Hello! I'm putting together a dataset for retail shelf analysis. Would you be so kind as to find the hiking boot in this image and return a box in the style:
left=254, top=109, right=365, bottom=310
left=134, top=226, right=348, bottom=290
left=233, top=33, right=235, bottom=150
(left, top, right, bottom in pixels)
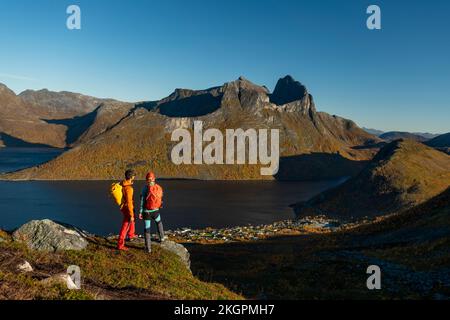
left=158, top=236, right=168, bottom=242
left=144, top=230, right=152, bottom=253
left=127, top=235, right=139, bottom=242
left=157, top=221, right=166, bottom=242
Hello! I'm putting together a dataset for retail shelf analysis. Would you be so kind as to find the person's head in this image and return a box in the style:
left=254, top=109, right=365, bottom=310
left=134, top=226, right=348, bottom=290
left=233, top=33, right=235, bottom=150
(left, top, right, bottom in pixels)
left=125, top=169, right=136, bottom=183
left=146, top=171, right=156, bottom=185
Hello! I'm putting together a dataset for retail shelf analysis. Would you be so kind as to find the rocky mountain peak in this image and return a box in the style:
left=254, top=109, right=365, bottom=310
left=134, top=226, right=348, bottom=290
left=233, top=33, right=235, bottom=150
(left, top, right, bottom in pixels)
left=270, top=75, right=308, bottom=106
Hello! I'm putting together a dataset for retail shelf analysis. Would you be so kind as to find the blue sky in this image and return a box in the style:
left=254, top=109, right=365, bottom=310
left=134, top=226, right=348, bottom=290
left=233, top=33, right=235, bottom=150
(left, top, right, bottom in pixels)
left=0, top=0, right=449, bottom=133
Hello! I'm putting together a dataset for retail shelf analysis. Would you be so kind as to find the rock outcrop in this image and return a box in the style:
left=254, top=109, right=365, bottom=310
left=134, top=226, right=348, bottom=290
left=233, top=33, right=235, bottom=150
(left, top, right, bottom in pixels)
left=159, top=240, right=191, bottom=270
left=270, top=75, right=311, bottom=109
left=12, top=219, right=89, bottom=252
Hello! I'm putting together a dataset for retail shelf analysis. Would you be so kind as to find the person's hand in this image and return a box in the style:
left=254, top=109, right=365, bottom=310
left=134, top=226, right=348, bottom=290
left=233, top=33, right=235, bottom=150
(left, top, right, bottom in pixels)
left=139, top=214, right=143, bottom=220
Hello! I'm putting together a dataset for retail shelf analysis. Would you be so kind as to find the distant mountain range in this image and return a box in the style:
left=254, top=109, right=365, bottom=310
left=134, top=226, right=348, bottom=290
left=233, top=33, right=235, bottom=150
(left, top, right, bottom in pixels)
left=363, top=127, right=441, bottom=141
left=292, top=139, right=450, bottom=220
left=426, top=132, right=450, bottom=148
left=0, top=75, right=381, bottom=180
left=0, top=83, right=134, bottom=148
left=426, top=132, right=450, bottom=155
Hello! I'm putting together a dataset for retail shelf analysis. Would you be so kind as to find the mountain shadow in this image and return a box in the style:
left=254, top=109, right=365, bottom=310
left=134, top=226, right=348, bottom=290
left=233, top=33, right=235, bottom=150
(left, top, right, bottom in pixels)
left=134, top=101, right=158, bottom=112
left=275, top=153, right=369, bottom=181
left=157, top=93, right=222, bottom=117
left=45, top=106, right=100, bottom=145
left=351, top=141, right=387, bottom=150
left=426, top=132, right=450, bottom=148
left=0, top=133, right=57, bottom=148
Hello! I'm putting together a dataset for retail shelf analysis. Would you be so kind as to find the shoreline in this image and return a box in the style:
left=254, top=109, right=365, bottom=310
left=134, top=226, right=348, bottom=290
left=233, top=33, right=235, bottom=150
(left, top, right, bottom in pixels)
left=133, top=216, right=368, bottom=244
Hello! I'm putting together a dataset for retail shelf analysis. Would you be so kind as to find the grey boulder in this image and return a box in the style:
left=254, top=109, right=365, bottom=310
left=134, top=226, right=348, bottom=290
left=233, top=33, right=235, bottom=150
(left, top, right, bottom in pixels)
left=12, top=219, right=88, bottom=252
left=158, top=240, right=191, bottom=270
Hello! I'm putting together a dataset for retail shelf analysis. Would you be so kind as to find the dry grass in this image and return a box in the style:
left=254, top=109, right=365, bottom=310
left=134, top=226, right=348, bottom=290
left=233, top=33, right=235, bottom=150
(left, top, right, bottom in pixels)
left=295, top=139, right=450, bottom=219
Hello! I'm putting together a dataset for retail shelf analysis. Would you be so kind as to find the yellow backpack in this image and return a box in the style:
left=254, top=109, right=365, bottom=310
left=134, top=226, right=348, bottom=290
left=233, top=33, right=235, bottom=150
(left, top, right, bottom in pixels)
left=110, top=182, right=123, bottom=208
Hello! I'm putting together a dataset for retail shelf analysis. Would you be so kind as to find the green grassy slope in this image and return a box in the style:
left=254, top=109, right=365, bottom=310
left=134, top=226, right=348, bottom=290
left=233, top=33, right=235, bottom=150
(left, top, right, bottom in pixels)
left=0, top=235, right=242, bottom=300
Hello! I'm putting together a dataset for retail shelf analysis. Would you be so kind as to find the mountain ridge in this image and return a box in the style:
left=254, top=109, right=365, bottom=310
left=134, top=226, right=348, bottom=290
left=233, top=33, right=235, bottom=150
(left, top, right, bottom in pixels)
left=1, top=75, right=381, bottom=180
left=292, top=139, right=450, bottom=220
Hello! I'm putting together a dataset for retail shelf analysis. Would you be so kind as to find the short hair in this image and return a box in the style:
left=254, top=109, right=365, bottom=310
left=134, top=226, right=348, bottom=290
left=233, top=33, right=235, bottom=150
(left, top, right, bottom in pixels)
left=125, top=169, right=136, bottom=180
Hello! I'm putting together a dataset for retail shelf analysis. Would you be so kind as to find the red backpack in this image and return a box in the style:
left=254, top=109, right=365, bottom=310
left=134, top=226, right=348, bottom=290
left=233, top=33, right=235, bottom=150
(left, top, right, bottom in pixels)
left=145, top=184, right=163, bottom=210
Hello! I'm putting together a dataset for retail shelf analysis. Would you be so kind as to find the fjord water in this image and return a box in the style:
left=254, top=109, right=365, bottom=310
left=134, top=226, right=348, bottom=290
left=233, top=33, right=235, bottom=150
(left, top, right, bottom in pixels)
left=0, top=147, right=64, bottom=174
left=0, top=148, right=344, bottom=235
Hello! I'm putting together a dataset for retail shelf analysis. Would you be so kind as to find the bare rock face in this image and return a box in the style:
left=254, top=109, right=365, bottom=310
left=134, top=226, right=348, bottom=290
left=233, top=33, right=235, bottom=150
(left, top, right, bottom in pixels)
left=270, top=75, right=307, bottom=104
left=12, top=219, right=88, bottom=252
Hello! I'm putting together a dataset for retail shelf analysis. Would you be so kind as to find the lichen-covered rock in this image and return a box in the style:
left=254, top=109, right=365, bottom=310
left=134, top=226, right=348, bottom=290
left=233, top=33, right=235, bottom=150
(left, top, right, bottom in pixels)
left=12, top=219, right=88, bottom=252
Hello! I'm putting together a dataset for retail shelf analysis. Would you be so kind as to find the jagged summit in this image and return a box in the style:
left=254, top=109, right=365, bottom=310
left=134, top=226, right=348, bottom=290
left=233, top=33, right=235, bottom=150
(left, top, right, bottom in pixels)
left=270, top=75, right=308, bottom=105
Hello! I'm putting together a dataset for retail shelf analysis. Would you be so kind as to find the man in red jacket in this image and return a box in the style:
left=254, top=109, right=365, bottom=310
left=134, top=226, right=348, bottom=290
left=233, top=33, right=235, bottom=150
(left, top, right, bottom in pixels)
left=117, top=169, right=138, bottom=251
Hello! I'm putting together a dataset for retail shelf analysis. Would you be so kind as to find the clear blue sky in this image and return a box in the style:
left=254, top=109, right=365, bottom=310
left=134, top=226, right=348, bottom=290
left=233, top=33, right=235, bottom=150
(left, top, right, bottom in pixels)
left=0, top=0, right=449, bottom=133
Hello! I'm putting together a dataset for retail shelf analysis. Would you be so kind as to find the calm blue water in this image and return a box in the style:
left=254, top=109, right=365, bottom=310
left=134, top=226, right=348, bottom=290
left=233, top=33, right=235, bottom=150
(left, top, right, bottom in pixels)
left=0, top=148, right=344, bottom=235
left=0, top=147, right=63, bottom=174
